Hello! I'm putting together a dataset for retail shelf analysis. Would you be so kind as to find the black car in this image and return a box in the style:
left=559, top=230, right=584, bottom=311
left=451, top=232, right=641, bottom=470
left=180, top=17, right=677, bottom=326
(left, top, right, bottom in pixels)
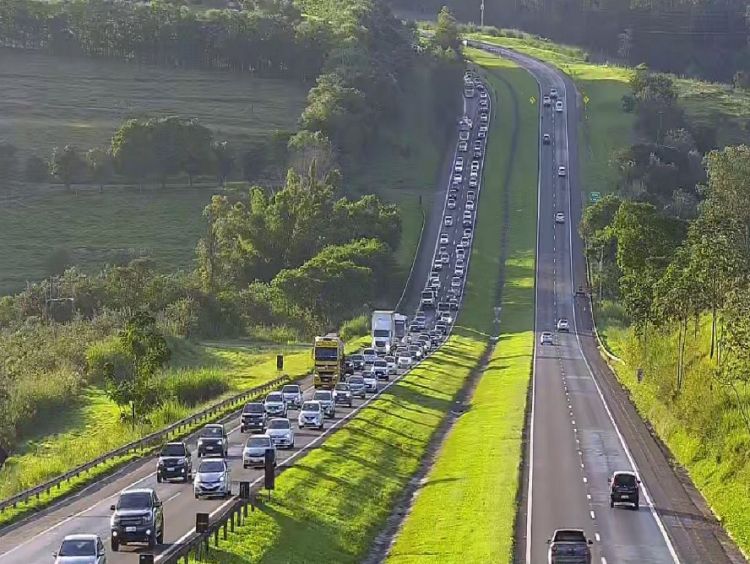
left=609, top=471, right=640, bottom=509
left=156, top=441, right=192, bottom=483
left=240, top=402, right=267, bottom=434
left=110, top=488, right=164, bottom=551
left=197, top=424, right=228, bottom=457
left=333, top=383, right=354, bottom=407
left=349, top=354, right=365, bottom=371
left=344, top=359, right=355, bottom=376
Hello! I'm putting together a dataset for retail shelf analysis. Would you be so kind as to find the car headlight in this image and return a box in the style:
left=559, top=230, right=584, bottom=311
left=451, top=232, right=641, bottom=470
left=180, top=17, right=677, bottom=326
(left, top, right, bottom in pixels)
left=158, top=459, right=164, bottom=467
left=198, top=438, right=204, bottom=445
left=219, top=475, right=225, bottom=482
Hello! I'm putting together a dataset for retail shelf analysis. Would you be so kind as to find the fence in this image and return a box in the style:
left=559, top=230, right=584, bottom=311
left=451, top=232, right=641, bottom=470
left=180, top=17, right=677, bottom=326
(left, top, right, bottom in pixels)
left=0, top=374, right=290, bottom=516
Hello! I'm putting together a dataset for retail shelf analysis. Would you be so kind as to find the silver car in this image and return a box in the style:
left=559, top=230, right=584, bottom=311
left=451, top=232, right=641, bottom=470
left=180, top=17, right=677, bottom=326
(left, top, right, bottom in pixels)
left=363, top=372, right=378, bottom=393
left=242, top=435, right=276, bottom=468
left=264, top=392, right=287, bottom=417
left=281, top=384, right=303, bottom=409
left=298, top=401, right=325, bottom=430
left=54, top=534, right=106, bottom=564
left=194, top=458, right=231, bottom=498
left=347, top=375, right=366, bottom=398
left=313, top=390, right=336, bottom=418
left=266, top=418, right=295, bottom=449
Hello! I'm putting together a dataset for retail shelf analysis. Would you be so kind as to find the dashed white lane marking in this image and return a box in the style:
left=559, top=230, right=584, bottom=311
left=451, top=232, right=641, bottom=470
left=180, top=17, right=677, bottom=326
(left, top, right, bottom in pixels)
left=583, top=477, right=588, bottom=483
left=587, top=494, right=592, bottom=500
left=595, top=532, right=601, bottom=542
left=602, top=557, right=608, bottom=564
left=590, top=510, right=596, bottom=520
left=571, top=420, right=576, bottom=425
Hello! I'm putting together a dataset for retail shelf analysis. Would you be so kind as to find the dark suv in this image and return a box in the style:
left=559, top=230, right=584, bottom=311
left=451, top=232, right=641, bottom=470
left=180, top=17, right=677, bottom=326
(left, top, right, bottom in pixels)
left=110, top=488, right=164, bottom=551
left=547, top=529, right=592, bottom=563
left=157, top=441, right=192, bottom=483
left=240, top=402, right=267, bottom=433
left=197, top=424, right=228, bottom=457
left=609, top=470, right=640, bottom=509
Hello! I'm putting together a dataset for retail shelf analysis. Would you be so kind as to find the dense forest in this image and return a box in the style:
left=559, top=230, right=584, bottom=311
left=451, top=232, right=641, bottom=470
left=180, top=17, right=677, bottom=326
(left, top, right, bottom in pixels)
left=394, top=0, right=750, bottom=82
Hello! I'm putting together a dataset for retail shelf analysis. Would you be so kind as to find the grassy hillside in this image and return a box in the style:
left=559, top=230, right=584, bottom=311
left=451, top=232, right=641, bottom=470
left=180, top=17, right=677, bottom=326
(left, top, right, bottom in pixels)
left=387, top=50, right=537, bottom=563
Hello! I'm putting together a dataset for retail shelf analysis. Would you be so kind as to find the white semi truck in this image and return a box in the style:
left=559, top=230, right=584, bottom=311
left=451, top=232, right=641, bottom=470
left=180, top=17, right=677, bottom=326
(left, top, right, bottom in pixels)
left=371, top=310, right=396, bottom=354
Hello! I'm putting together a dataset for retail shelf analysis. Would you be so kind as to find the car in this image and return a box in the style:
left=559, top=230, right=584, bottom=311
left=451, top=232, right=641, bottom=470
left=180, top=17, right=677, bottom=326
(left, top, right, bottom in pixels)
left=454, top=158, right=463, bottom=173
left=194, top=457, right=232, bottom=498
left=266, top=417, right=295, bottom=449
left=469, top=177, right=478, bottom=188
left=197, top=424, right=228, bottom=457
left=371, top=359, right=390, bottom=380
left=454, top=264, right=465, bottom=277
left=461, top=236, right=471, bottom=248
left=408, top=322, right=421, bottom=334
left=453, top=173, right=463, bottom=184
left=543, top=95, right=551, bottom=107
left=558, top=165, right=567, bottom=177
left=363, top=371, right=378, bottom=392
left=444, top=215, right=453, bottom=227
left=264, top=392, right=287, bottom=417
left=384, top=355, right=397, bottom=375
left=362, top=347, right=378, bottom=366
left=408, top=344, right=424, bottom=361
left=467, top=190, right=476, bottom=201
left=242, top=435, right=276, bottom=469
left=435, top=322, right=448, bottom=335
left=555, top=100, right=564, bottom=112
left=479, top=125, right=488, bottom=135
left=439, top=232, right=449, bottom=245
left=480, top=113, right=488, bottom=123
left=240, top=402, right=267, bottom=434
left=478, top=130, right=486, bottom=139
left=480, top=98, right=488, bottom=107
left=109, top=488, right=164, bottom=551
left=432, top=260, right=443, bottom=272
left=463, top=210, right=473, bottom=221
left=157, top=441, right=192, bottom=483
left=440, top=312, right=454, bottom=324
left=298, top=401, right=325, bottom=430
left=448, top=296, right=459, bottom=310
left=417, top=334, right=432, bottom=352
left=557, top=318, right=570, bottom=332
left=333, top=382, right=354, bottom=407
left=54, top=534, right=106, bottom=564
left=455, top=257, right=466, bottom=271
left=609, top=470, right=640, bottom=509
left=543, top=133, right=551, bottom=145
left=473, top=149, right=483, bottom=159
left=347, top=375, right=367, bottom=398
left=459, top=130, right=470, bottom=141
left=428, top=330, right=442, bottom=346
left=349, top=354, right=365, bottom=372
left=313, top=390, right=336, bottom=418
left=281, top=384, right=303, bottom=408
left=343, top=358, right=354, bottom=375
left=458, top=140, right=468, bottom=152
left=480, top=90, right=488, bottom=99
left=555, top=212, right=566, bottom=224
left=414, top=313, right=427, bottom=328
left=547, top=529, right=592, bottom=564
left=540, top=331, right=554, bottom=345
left=437, top=301, right=450, bottom=313
left=397, top=352, right=412, bottom=369
left=451, top=276, right=462, bottom=289
left=463, top=227, right=473, bottom=238
left=441, top=252, right=450, bottom=264
left=447, top=198, right=456, bottom=210
left=473, top=139, right=482, bottom=150
left=549, top=88, right=558, bottom=99
left=429, top=276, right=441, bottom=290
left=464, top=87, right=475, bottom=98
left=456, top=247, right=466, bottom=260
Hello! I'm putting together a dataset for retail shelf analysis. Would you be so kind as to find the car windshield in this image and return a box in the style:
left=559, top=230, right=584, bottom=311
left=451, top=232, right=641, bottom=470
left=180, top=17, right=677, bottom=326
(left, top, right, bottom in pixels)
left=201, top=426, right=223, bottom=436
left=614, top=473, right=637, bottom=487
left=373, top=329, right=389, bottom=338
left=314, top=392, right=331, bottom=400
left=350, top=355, right=363, bottom=361
left=117, top=492, right=151, bottom=510
left=246, top=437, right=271, bottom=448
left=243, top=404, right=264, bottom=413
left=282, top=385, right=300, bottom=394
left=199, top=460, right=226, bottom=473
left=160, top=443, right=185, bottom=456
left=555, top=530, right=586, bottom=542
left=302, top=402, right=320, bottom=411
left=363, top=349, right=375, bottom=356
left=374, top=360, right=387, bottom=367
left=335, top=384, right=349, bottom=391
left=266, top=393, right=283, bottom=402
left=268, top=419, right=289, bottom=430
left=349, top=377, right=364, bottom=384
left=421, top=291, right=433, bottom=298
left=58, top=539, right=96, bottom=556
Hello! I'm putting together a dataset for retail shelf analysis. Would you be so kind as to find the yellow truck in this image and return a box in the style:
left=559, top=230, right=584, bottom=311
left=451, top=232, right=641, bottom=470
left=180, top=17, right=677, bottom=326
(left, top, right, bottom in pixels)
left=313, top=334, right=344, bottom=389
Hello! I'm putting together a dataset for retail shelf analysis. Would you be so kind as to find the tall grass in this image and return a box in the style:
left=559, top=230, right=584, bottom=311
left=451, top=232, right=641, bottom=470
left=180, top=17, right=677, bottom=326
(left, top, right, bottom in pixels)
left=163, top=369, right=230, bottom=407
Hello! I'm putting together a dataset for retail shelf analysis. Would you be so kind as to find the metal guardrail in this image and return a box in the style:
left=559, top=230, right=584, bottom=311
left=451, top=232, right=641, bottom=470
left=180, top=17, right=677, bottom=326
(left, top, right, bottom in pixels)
left=0, top=374, right=290, bottom=516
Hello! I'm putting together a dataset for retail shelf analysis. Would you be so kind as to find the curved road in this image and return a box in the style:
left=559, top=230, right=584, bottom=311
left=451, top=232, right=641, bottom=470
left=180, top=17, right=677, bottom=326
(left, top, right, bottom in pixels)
left=0, top=80, right=490, bottom=563
left=469, top=40, right=744, bottom=564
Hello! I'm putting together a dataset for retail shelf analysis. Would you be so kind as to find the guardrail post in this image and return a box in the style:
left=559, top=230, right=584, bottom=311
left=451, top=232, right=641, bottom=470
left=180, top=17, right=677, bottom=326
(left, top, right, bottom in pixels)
left=203, top=535, right=209, bottom=553
left=223, top=521, right=228, bottom=540
left=214, top=529, right=219, bottom=546
left=230, top=509, right=235, bottom=532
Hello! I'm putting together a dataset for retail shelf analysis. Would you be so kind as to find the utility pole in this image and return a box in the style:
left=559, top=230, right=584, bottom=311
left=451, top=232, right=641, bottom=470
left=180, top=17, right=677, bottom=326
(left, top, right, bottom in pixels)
left=480, top=0, right=485, bottom=27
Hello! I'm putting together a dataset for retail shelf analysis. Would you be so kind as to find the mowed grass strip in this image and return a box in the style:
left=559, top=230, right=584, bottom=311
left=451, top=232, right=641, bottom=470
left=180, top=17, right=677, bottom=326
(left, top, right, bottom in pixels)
left=387, top=53, right=538, bottom=563
left=195, top=334, right=485, bottom=563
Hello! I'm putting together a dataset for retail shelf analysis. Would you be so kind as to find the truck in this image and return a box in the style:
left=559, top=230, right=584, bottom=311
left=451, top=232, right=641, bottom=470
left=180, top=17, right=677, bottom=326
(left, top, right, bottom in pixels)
left=394, top=313, right=407, bottom=345
left=371, top=310, right=396, bottom=355
left=313, top=334, right=344, bottom=389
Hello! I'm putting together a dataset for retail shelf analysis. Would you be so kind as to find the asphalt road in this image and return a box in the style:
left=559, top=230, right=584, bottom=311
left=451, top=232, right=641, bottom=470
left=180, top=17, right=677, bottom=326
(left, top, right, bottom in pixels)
left=0, top=79, right=490, bottom=564
left=469, top=41, right=744, bottom=564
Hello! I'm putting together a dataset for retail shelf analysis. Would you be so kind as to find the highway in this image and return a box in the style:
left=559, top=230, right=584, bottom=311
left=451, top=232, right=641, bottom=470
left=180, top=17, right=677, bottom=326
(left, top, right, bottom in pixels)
left=469, top=41, right=743, bottom=564
left=0, top=77, right=489, bottom=563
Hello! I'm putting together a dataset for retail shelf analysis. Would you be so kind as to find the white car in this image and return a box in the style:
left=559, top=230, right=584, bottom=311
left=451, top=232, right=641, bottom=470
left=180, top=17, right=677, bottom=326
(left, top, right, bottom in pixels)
left=362, top=348, right=378, bottom=366
left=195, top=457, right=232, bottom=497
left=439, top=232, right=449, bottom=245
left=447, top=198, right=456, bottom=210
left=384, top=355, right=397, bottom=375
left=459, top=130, right=470, bottom=141
left=444, top=215, right=453, bottom=227
left=429, top=276, right=441, bottom=290
left=263, top=392, right=287, bottom=417
left=466, top=200, right=475, bottom=211
left=463, top=210, right=473, bottom=221
left=441, top=252, right=450, bottom=264
left=456, top=247, right=466, bottom=260
left=440, top=312, right=454, bottom=324
left=555, top=100, right=564, bottom=112
left=266, top=418, right=295, bottom=449
left=469, top=177, right=478, bottom=188
left=458, top=140, right=468, bottom=152
left=540, top=331, right=554, bottom=345
left=558, top=166, right=567, bottom=177
left=557, top=318, right=570, bottom=332
left=461, top=236, right=471, bottom=248
left=298, top=401, right=325, bottom=430
left=397, top=353, right=412, bottom=369
left=453, top=173, right=462, bottom=184
left=467, top=190, right=476, bottom=201
left=555, top=212, right=566, bottom=224
left=363, top=372, right=378, bottom=393
left=463, top=228, right=473, bottom=239
left=479, top=125, right=488, bottom=135
left=454, top=157, right=464, bottom=173
left=543, top=95, right=551, bottom=107
left=54, top=534, right=106, bottom=564
left=241, top=436, right=276, bottom=469
left=480, top=113, right=488, bottom=123
left=451, top=276, right=462, bottom=289
left=455, top=258, right=466, bottom=271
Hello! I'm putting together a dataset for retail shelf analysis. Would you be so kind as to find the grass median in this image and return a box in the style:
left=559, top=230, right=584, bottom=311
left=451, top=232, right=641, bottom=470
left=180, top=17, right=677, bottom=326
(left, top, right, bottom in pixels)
left=387, top=52, right=538, bottom=563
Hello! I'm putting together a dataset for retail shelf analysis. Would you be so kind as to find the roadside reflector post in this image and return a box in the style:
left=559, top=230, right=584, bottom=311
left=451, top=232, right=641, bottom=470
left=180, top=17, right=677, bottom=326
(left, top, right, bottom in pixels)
left=196, top=512, right=209, bottom=533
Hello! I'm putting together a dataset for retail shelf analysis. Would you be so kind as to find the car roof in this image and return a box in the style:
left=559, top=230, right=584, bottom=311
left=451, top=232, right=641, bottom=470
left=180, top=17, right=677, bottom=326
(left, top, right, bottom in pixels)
left=121, top=488, right=154, bottom=495
left=62, top=533, right=100, bottom=541
left=613, top=470, right=637, bottom=476
left=205, top=423, right=223, bottom=427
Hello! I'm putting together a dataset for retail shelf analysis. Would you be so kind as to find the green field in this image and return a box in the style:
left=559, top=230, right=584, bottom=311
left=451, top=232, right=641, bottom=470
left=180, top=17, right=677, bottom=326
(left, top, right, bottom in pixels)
left=388, top=51, right=538, bottom=563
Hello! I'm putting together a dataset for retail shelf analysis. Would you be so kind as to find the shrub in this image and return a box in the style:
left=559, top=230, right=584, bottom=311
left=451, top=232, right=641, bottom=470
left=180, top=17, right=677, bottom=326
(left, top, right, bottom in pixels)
left=340, top=314, right=369, bottom=341
left=85, top=337, right=132, bottom=386
left=163, top=369, right=229, bottom=407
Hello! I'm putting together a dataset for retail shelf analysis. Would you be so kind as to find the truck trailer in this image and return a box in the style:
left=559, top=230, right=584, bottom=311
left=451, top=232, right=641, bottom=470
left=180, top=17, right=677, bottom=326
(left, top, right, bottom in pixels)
left=371, top=310, right=396, bottom=355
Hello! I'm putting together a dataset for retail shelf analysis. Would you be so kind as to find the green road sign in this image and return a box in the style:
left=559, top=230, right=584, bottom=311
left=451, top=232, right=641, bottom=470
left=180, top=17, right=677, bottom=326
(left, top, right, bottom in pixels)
left=590, top=191, right=601, bottom=203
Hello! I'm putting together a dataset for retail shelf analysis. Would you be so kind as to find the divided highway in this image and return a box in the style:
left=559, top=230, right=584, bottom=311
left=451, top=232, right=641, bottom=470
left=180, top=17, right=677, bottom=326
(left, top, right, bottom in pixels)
left=470, top=41, right=742, bottom=564
left=0, top=78, right=490, bottom=563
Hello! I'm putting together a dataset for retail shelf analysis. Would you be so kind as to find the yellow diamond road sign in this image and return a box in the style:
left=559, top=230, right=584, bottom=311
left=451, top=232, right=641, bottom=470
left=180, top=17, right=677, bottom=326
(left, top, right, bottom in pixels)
left=530, top=96, right=536, bottom=104
left=583, top=95, right=590, bottom=104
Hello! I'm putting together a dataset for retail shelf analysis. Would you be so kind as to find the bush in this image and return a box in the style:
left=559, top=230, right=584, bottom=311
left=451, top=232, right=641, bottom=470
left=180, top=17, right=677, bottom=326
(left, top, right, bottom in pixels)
left=85, top=337, right=132, bottom=386
left=340, top=315, right=369, bottom=341
left=162, top=369, right=229, bottom=407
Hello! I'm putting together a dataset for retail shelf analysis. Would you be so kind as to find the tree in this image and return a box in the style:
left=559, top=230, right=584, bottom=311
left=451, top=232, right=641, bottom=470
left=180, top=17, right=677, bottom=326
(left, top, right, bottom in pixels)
left=85, top=148, right=114, bottom=192
left=287, top=130, right=337, bottom=179
left=705, top=145, right=750, bottom=251
left=50, top=145, right=85, bottom=191
left=212, top=141, right=234, bottom=187
left=104, top=312, right=170, bottom=425
left=112, top=120, right=156, bottom=189
left=433, top=6, right=459, bottom=52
